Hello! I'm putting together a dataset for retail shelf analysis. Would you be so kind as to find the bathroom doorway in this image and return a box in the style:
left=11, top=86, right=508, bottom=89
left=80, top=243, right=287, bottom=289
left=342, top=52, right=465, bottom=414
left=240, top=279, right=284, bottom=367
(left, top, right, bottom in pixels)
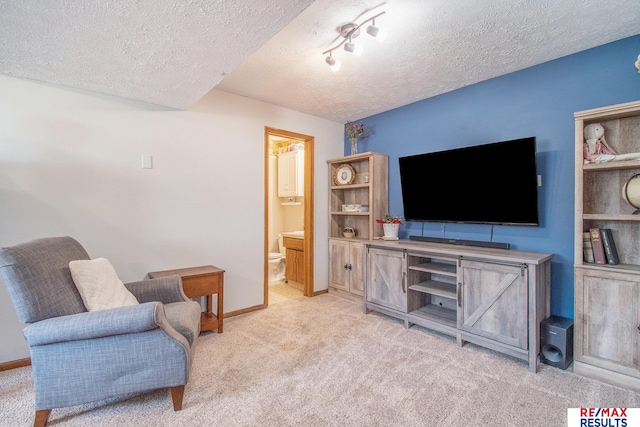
left=264, top=127, right=314, bottom=306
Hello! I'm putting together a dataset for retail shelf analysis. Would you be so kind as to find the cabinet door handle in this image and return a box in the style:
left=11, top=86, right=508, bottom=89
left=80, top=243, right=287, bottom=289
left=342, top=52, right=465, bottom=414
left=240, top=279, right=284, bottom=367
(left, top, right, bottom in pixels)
left=402, top=272, right=406, bottom=293
left=457, top=282, right=462, bottom=307
left=344, top=263, right=349, bottom=270
left=637, top=324, right=640, bottom=333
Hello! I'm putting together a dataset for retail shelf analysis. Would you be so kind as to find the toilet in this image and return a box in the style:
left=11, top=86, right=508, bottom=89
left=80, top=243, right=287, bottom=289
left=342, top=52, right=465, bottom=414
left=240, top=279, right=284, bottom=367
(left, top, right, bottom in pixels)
left=268, top=234, right=286, bottom=284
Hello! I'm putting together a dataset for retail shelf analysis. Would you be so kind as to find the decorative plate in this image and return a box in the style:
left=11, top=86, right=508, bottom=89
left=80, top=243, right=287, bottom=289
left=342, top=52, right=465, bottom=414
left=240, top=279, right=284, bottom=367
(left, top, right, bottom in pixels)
left=334, top=164, right=356, bottom=185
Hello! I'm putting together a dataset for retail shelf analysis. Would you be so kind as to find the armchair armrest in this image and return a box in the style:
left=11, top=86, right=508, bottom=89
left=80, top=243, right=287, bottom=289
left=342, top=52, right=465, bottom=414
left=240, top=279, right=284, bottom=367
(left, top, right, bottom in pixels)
left=23, top=302, right=162, bottom=346
left=125, top=276, right=188, bottom=304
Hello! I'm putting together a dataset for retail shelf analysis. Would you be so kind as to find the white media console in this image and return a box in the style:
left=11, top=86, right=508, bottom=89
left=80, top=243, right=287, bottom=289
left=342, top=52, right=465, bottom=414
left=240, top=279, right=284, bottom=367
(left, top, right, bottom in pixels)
left=364, top=239, right=552, bottom=372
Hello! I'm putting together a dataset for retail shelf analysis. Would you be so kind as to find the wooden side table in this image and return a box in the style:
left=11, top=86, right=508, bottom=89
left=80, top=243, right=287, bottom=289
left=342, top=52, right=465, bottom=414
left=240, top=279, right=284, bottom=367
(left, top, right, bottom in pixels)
left=148, top=265, right=224, bottom=333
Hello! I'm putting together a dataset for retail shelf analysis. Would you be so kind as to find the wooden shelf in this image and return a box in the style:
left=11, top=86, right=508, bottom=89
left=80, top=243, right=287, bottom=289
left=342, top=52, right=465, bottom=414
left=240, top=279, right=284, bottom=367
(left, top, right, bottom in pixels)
left=409, top=280, right=456, bottom=299
left=330, top=183, right=370, bottom=190
left=576, top=262, right=640, bottom=274
left=408, top=262, right=457, bottom=276
left=330, top=211, right=371, bottom=216
left=582, top=159, right=640, bottom=171
left=410, top=304, right=457, bottom=327
left=583, top=214, right=640, bottom=221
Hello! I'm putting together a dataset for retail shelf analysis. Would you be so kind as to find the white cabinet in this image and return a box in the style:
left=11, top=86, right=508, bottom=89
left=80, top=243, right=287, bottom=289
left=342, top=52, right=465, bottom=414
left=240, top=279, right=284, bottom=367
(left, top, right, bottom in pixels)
left=365, top=241, right=552, bottom=372
left=329, top=239, right=365, bottom=296
left=278, top=150, right=304, bottom=197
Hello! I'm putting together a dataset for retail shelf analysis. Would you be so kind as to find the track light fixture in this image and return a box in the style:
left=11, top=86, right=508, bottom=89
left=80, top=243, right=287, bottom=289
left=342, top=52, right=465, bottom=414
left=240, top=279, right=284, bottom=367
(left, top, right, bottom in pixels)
left=323, top=11, right=385, bottom=70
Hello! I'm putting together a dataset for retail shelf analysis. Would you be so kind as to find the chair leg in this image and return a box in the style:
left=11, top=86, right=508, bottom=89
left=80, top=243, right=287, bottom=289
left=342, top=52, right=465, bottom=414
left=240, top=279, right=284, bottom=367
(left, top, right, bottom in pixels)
left=170, top=385, right=185, bottom=411
left=34, top=409, right=50, bottom=427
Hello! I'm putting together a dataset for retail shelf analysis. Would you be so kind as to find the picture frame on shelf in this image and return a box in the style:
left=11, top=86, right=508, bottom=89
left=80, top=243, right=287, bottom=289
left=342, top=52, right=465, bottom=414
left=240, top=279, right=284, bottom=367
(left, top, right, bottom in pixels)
left=333, top=164, right=356, bottom=185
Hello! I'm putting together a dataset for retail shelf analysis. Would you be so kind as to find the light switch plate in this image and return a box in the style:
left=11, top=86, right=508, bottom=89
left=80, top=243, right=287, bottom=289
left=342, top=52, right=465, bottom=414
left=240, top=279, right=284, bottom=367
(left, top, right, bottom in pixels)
left=142, top=155, right=153, bottom=169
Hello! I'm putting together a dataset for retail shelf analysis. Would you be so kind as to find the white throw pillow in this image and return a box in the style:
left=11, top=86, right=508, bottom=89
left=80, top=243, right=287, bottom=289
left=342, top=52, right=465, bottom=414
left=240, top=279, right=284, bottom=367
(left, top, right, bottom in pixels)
left=69, top=257, right=138, bottom=311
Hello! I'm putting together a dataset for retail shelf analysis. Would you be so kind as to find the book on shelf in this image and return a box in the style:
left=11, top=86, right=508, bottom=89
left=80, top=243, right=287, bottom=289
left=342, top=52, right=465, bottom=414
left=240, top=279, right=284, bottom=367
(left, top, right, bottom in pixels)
left=600, top=228, right=620, bottom=265
left=583, top=231, right=595, bottom=263
left=589, top=228, right=606, bottom=265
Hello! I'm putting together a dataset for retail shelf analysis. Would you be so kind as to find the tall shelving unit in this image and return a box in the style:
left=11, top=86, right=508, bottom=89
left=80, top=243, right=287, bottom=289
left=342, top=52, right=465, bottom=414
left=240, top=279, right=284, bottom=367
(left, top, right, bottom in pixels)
left=327, top=152, right=388, bottom=299
left=574, top=100, right=640, bottom=389
left=328, top=152, right=388, bottom=240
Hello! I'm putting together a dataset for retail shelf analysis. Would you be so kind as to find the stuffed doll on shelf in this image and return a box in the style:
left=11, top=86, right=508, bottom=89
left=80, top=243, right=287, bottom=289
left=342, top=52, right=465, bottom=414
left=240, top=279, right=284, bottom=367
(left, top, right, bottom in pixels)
left=583, top=123, right=640, bottom=164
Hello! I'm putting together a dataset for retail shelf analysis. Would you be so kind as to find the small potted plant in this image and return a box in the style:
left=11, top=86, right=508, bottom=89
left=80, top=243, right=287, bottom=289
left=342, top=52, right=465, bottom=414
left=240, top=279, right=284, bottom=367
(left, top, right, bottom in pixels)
left=376, top=214, right=403, bottom=240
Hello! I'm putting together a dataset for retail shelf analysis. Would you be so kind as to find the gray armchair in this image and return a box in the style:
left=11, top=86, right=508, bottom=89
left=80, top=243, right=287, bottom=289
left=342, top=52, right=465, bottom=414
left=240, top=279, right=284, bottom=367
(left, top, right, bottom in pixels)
left=0, top=237, right=201, bottom=427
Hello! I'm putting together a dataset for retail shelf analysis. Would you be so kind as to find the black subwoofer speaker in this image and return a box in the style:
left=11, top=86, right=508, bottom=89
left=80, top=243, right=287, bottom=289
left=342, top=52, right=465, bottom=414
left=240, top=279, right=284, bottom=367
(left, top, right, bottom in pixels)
left=540, top=315, right=574, bottom=370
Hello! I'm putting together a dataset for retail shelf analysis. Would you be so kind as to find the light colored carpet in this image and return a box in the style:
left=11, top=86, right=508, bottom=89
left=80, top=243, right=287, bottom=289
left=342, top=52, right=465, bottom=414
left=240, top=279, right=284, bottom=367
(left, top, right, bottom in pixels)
left=1, top=293, right=639, bottom=426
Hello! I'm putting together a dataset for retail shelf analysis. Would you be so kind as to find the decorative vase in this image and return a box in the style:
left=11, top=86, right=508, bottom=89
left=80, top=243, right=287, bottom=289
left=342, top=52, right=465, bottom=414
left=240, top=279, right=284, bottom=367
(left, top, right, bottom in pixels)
left=350, top=137, right=358, bottom=155
left=383, top=223, right=399, bottom=240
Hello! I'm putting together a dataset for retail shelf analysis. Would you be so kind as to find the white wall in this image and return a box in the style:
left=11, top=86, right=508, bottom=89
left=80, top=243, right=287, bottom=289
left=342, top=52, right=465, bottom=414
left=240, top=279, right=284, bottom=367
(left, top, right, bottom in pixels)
left=0, top=75, right=344, bottom=362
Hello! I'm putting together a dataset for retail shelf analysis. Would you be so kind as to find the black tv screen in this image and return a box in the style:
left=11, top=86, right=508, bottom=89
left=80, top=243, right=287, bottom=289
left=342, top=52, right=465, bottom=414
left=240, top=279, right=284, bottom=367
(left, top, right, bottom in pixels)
left=399, top=137, right=539, bottom=226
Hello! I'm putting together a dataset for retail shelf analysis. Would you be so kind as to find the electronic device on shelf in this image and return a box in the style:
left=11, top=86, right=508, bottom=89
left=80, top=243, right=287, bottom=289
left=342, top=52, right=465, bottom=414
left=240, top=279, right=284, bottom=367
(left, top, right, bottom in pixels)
left=399, top=137, right=539, bottom=226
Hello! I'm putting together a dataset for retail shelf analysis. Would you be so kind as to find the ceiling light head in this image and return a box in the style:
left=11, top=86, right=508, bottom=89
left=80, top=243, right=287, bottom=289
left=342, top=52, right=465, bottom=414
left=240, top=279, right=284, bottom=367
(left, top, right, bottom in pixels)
left=325, top=54, right=341, bottom=71
left=366, top=24, right=379, bottom=37
left=366, top=19, right=387, bottom=41
left=344, top=40, right=363, bottom=56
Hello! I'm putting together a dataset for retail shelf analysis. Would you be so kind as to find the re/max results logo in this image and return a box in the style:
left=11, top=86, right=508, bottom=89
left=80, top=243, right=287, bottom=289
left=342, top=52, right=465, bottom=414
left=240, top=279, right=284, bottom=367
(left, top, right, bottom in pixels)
left=568, top=408, right=639, bottom=426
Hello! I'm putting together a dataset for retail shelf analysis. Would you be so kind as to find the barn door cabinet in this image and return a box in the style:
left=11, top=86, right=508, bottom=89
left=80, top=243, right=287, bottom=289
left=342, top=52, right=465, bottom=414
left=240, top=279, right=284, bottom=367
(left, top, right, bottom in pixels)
left=365, top=240, right=552, bottom=372
left=573, top=100, right=640, bottom=389
left=366, top=247, right=407, bottom=313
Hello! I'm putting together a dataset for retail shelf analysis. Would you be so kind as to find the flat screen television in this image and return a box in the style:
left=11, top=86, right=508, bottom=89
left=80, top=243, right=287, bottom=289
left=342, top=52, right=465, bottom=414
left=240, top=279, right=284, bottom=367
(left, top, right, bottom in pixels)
left=398, top=137, right=539, bottom=226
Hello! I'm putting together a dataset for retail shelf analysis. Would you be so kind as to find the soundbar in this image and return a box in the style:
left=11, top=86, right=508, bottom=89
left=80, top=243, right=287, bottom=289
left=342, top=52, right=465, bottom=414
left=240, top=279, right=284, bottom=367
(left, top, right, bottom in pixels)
left=409, top=235, right=510, bottom=250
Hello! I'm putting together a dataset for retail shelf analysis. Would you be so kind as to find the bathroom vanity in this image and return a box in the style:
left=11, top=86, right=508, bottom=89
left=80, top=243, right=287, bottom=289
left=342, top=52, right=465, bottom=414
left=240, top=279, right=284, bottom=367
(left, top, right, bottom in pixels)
left=282, top=231, right=304, bottom=285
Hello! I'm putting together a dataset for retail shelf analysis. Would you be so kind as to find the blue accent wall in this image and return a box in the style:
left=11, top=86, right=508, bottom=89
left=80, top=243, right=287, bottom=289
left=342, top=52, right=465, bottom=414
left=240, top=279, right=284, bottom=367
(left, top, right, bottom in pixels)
left=347, top=35, right=640, bottom=318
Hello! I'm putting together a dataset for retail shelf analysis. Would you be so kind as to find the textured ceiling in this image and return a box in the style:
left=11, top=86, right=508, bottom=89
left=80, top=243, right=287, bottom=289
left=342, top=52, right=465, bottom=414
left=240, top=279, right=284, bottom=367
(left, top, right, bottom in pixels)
left=1, top=0, right=639, bottom=123
left=0, top=0, right=314, bottom=109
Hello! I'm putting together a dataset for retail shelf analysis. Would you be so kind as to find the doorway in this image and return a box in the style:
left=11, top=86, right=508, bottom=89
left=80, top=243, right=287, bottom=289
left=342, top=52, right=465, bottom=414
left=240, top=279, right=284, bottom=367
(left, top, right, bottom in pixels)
left=264, top=127, right=314, bottom=306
